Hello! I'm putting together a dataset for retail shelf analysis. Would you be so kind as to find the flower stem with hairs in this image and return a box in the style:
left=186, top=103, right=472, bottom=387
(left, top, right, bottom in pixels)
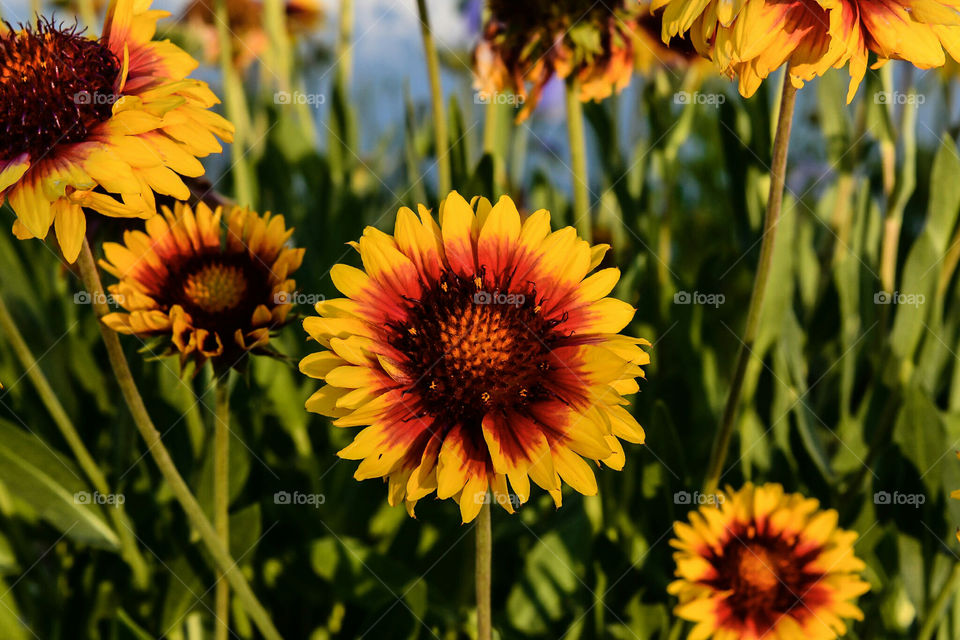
left=476, top=501, right=492, bottom=640
left=214, top=372, right=231, bottom=640
left=703, top=69, right=798, bottom=493
left=76, top=240, right=283, bottom=640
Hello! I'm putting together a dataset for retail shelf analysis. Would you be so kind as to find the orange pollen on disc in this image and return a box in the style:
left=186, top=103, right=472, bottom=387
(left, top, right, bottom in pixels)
left=391, top=271, right=570, bottom=429
left=438, top=302, right=516, bottom=380
left=737, top=547, right=780, bottom=593
left=182, top=262, right=248, bottom=313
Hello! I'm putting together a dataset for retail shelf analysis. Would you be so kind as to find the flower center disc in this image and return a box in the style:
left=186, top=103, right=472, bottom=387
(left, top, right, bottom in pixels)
left=392, top=272, right=565, bottom=428
left=0, top=20, right=120, bottom=162
left=736, top=546, right=780, bottom=594
left=182, top=262, right=249, bottom=314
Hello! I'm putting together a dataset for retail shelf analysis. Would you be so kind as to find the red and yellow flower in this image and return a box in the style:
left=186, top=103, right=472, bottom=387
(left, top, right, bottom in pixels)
left=0, top=0, right=234, bottom=262
left=299, top=191, right=650, bottom=522
left=99, top=201, right=303, bottom=371
left=474, top=0, right=643, bottom=121
left=653, top=0, right=960, bottom=100
left=670, top=483, right=871, bottom=640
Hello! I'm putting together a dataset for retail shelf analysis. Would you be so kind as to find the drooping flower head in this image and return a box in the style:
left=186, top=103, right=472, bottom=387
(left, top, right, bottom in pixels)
left=634, top=5, right=711, bottom=76
left=653, top=0, right=960, bottom=100
left=299, top=192, right=649, bottom=522
left=100, top=201, right=304, bottom=371
left=669, top=483, right=871, bottom=639
left=0, top=0, right=234, bottom=262
left=179, top=0, right=323, bottom=70
left=474, top=0, right=643, bottom=121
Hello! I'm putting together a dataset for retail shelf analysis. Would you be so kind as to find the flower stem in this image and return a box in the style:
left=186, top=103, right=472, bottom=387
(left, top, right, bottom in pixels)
left=76, top=240, right=283, bottom=640
left=0, top=295, right=150, bottom=589
left=476, top=501, right=492, bottom=640
left=416, top=0, right=451, bottom=197
left=215, top=0, right=256, bottom=208
left=565, top=76, right=591, bottom=242
left=918, top=560, right=960, bottom=640
left=703, top=71, right=798, bottom=494
left=214, top=373, right=231, bottom=640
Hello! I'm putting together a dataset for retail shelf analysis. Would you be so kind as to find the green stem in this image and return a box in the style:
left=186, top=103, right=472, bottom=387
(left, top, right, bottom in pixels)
left=703, top=71, right=798, bottom=494
left=214, top=373, right=231, bottom=640
left=416, top=0, right=451, bottom=197
left=565, top=77, right=591, bottom=242
left=880, top=75, right=918, bottom=295
left=215, top=0, right=256, bottom=208
left=918, top=561, right=960, bottom=640
left=76, top=240, right=283, bottom=640
left=475, top=501, right=492, bottom=640
left=0, top=295, right=150, bottom=589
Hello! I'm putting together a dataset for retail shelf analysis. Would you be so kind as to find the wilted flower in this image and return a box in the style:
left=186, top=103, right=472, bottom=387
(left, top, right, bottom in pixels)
left=474, top=0, right=643, bottom=120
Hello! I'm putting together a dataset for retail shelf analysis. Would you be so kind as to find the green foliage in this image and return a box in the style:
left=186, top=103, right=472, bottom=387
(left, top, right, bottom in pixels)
left=4, top=18, right=960, bottom=638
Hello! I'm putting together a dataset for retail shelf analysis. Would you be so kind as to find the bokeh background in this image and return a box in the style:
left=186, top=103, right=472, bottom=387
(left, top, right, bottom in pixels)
left=2, top=0, right=960, bottom=638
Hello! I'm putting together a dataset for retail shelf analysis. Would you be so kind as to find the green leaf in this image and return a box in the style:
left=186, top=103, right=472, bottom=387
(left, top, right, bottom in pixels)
left=506, top=531, right=580, bottom=633
left=0, top=420, right=118, bottom=549
left=0, top=577, right=30, bottom=640
left=890, top=138, right=960, bottom=361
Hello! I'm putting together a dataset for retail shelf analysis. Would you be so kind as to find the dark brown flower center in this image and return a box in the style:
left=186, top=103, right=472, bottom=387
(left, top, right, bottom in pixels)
left=147, top=252, right=274, bottom=338
left=0, top=20, right=120, bottom=163
left=391, top=271, right=568, bottom=429
left=705, top=526, right=826, bottom=630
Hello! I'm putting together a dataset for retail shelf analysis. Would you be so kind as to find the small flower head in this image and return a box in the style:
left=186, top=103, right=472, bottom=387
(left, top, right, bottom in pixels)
left=670, top=483, right=870, bottom=640
left=100, top=201, right=304, bottom=372
left=299, top=192, right=650, bottom=522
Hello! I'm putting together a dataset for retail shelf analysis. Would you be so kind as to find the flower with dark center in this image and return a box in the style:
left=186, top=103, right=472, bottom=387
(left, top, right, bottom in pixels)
left=473, top=0, right=643, bottom=121
left=299, top=191, right=650, bottom=522
left=653, top=0, right=960, bottom=100
left=99, top=201, right=304, bottom=372
left=669, top=483, right=871, bottom=639
left=0, top=0, right=234, bottom=262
